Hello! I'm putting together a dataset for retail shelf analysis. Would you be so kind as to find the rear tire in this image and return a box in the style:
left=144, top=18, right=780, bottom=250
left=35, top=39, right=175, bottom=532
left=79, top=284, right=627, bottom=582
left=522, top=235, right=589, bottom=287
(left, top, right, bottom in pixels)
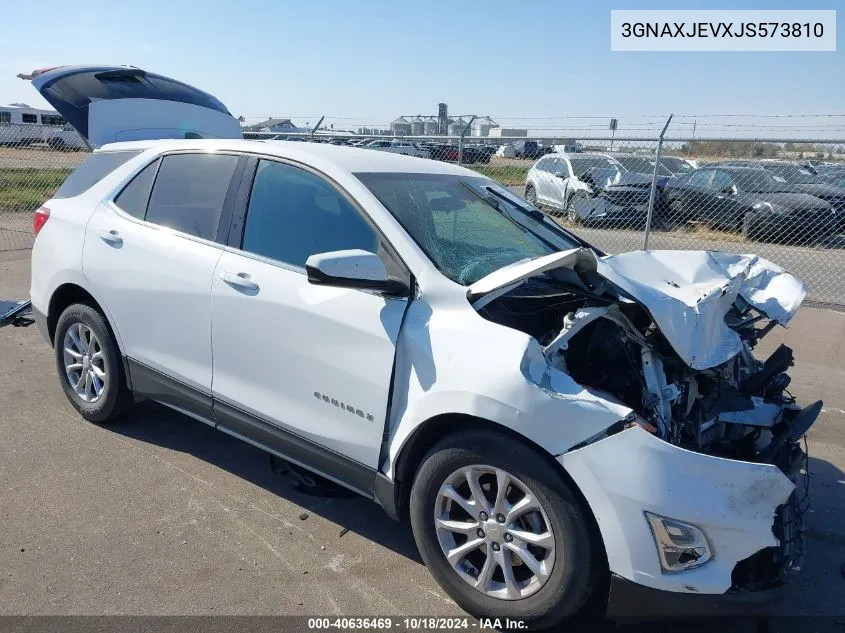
left=54, top=303, right=133, bottom=424
left=566, top=193, right=584, bottom=225
left=410, top=431, right=601, bottom=629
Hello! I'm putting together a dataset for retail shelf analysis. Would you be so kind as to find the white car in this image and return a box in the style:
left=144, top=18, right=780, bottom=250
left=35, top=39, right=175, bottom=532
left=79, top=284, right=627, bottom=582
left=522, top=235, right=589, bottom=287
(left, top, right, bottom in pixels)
left=48, top=123, right=88, bottom=150
left=364, top=138, right=429, bottom=158
left=524, top=153, right=628, bottom=216
left=27, top=66, right=816, bottom=625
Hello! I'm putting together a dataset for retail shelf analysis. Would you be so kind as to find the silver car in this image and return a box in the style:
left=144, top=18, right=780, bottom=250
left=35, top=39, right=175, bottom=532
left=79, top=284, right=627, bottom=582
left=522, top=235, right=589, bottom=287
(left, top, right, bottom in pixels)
left=524, top=153, right=626, bottom=217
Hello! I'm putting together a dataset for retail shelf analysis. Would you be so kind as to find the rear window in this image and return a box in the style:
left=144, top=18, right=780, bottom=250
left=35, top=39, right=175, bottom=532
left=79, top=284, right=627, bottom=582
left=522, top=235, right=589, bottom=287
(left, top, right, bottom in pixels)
left=53, top=150, right=140, bottom=199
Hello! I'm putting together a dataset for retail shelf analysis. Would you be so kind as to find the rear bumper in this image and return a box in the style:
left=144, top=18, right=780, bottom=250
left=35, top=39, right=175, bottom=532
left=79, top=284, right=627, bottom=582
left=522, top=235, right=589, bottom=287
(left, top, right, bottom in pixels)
left=606, top=574, right=784, bottom=619
left=33, top=306, right=50, bottom=345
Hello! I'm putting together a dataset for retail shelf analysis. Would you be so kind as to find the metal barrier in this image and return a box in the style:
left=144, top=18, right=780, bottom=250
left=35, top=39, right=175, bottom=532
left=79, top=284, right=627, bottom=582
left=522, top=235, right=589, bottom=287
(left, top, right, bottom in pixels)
left=1, top=126, right=844, bottom=305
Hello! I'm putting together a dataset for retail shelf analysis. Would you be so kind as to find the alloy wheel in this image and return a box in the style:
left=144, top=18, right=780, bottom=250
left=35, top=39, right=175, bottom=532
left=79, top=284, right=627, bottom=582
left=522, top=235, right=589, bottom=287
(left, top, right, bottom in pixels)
left=62, top=322, right=107, bottom=403
left=434, top=465, right=556, bottom=600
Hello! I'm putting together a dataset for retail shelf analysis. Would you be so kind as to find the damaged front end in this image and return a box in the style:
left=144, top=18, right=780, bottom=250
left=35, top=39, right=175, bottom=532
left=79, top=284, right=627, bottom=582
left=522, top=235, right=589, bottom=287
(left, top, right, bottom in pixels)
left=470, top=248, right=817, bottom=597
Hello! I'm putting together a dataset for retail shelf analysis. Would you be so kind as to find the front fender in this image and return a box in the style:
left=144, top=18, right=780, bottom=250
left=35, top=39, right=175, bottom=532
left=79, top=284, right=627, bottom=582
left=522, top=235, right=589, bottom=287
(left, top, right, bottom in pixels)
left=383, top=297, right=632, bottom=478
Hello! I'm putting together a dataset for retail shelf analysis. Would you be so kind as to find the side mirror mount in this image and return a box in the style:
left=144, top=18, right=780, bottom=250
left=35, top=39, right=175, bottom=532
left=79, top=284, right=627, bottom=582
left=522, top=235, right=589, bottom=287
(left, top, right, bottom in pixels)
left=721, top=184, right=738, bottom=196
left=305, top=249, right=408, bottom=295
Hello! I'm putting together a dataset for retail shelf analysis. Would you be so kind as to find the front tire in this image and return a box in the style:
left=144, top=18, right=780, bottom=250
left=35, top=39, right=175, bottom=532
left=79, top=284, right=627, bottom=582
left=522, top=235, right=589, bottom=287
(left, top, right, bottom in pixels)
left=524, top=185, right=537, bottom=206
left=410, top=431, right=600, bottom=629
left=54, top=303, right=133, bottom=423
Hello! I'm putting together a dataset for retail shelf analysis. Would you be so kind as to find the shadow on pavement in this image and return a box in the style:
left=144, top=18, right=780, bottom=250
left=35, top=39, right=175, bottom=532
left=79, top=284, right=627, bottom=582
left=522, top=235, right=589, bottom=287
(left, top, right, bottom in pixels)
left=107, top=401, right=845, bottom=633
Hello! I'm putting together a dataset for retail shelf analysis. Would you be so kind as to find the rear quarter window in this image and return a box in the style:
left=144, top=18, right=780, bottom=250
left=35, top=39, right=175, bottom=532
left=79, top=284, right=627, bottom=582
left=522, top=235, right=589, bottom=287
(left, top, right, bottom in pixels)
left=53, top=151, right=141, bottom=199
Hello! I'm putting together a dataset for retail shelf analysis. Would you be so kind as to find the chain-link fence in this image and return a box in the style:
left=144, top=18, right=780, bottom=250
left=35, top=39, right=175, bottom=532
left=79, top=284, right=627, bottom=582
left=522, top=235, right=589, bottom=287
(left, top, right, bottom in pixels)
left=0, top=123, right=86, bottom=251
left=1, top=125, right=844, bottom=305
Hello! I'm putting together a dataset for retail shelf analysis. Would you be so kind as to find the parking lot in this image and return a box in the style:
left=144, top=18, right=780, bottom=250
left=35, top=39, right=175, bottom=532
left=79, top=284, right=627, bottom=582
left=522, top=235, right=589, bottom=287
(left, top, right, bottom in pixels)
left=2, top=250, right=844, bottom=631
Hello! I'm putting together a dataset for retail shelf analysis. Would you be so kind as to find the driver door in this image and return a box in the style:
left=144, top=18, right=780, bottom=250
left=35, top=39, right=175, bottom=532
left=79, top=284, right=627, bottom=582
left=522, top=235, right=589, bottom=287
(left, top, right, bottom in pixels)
left=210, top=158, right=409, bottom=477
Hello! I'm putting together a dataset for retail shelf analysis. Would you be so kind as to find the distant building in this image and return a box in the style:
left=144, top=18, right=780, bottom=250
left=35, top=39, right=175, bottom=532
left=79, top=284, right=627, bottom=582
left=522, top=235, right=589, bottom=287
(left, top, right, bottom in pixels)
left=488, top=127, right=528, bottom=138
left=244, top=118, right=306, bottom=134
left=357, top=127, right=391, bottom=136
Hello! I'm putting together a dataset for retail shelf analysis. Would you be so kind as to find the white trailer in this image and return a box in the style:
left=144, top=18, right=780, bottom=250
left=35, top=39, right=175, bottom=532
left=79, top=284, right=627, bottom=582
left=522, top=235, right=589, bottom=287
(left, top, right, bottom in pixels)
left=0, top=103, right=67, bottom=146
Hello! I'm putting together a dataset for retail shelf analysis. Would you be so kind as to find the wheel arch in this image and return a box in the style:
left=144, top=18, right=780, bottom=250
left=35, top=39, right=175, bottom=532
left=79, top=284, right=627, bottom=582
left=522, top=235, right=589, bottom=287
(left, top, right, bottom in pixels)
left=390, top=414, right=605, bottom=541
left=47, top=284, right=127, bottom=375
left=388, top=412, right=611, bottom=608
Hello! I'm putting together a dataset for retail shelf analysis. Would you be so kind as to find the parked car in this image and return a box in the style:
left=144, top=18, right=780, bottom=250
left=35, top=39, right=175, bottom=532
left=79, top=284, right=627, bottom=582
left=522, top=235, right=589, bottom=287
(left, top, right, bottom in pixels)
left=612, top=154, right=674, bottom=177
left=495, top=143, right=516, bottom=158
left=663, top=165, right=836, bottom=241
left=47, top=123, right=88, bottom=150
left=661, top=156, right=697, bottom=174
left=429, top=143, right=460, bottom=162
left=524, top=153, right=661, bottom=226
left=513, top=140, right=551, bottom=160
left=24, top=64, right=817, bottom=627
left=817, top=166, right=845, bottom=189
left=365, top=139, right=429, bottom=158
left=750, top=161, right=845, bottom=220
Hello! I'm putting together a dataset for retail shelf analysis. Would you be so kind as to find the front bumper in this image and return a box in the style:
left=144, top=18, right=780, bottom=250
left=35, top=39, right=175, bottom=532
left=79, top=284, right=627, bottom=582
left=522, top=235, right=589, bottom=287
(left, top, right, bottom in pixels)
left=606, top=573, right=784, bottom=619
left=573, top=197, right=649, bottom=225
left=558, top=426, right=798, bottom=596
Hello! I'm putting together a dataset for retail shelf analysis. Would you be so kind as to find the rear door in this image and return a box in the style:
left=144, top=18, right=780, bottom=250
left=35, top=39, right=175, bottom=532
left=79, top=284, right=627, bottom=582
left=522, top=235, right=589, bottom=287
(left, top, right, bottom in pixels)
left=24, top=66, right=242, bottom=147
left=83, top=151, right=246, bottom=418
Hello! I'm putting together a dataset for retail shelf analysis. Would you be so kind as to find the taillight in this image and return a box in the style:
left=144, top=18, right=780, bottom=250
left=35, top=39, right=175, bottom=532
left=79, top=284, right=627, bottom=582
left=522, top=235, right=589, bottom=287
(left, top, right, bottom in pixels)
left=33, top=206, right=50, bottom=236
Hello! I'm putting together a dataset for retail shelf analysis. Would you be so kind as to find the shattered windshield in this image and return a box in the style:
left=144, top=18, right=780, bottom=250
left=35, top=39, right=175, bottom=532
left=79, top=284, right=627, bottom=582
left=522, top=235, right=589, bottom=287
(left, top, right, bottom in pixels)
left=356, top=172, right=575, bottom=285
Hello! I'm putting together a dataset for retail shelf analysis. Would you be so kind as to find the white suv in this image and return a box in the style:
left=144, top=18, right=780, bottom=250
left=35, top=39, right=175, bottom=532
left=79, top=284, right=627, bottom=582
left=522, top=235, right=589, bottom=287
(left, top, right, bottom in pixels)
left=27, top=66, right=816, bottom=625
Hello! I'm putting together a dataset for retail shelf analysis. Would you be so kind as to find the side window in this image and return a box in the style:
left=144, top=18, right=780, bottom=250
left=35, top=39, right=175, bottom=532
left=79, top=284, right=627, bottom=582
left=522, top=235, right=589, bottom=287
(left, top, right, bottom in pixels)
left=687, top=169, right=712, bottom=187
left=114, top=159, right=160, bottom=219
left=22, top=113, right=38, bottom=123
left=0, top=111, right=11, bottom=124
left=711, top=171, right=733, bottom=191
left=145, top=153, right=239, bottom=240
left=241, top=159, right=378, bottom=268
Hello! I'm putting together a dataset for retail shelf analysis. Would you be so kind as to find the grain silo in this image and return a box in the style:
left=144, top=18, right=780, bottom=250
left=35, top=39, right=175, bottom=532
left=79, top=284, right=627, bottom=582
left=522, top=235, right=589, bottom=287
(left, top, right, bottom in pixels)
left=423, top=116, right=439, bottom=135
left=448, top=117, right=467, bottom=136
left=409, top=115, right=425, bottom=136
left=390, top=116, right=411, bottom=136
left=472, top=117, right=498, bottom=137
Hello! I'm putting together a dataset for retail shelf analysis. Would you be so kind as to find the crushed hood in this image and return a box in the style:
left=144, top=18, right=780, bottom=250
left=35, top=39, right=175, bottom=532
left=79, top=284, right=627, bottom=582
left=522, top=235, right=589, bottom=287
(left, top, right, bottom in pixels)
left=468, top=249, right=806, bottom=370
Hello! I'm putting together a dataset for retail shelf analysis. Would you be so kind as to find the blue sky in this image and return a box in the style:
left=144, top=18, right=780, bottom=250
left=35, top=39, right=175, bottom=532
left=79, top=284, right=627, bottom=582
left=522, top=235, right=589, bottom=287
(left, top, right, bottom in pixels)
left=0, top=0, right=841, bottom=136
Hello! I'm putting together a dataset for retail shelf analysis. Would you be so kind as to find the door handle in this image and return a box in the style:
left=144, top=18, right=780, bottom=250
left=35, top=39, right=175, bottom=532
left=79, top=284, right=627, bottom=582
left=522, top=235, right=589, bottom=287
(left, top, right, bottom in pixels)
left=221, top=271, right=259, bottom=292
left=97, top=229, right=123, bottom=246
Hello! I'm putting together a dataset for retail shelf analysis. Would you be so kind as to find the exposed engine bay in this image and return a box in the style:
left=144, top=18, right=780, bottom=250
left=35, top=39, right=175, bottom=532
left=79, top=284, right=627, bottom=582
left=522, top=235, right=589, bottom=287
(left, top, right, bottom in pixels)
left=480, top=273, right=817, bottom=466
left=478, top=264, right=817, bottom=583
